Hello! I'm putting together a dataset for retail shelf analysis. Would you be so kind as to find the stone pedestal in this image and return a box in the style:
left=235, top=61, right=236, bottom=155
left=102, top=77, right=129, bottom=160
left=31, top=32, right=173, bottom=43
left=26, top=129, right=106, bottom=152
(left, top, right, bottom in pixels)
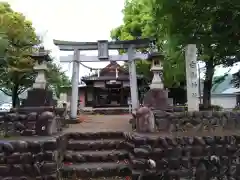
left=143, top=89, right=169, bottom=111
left=21, top=89, right=57, bottom=107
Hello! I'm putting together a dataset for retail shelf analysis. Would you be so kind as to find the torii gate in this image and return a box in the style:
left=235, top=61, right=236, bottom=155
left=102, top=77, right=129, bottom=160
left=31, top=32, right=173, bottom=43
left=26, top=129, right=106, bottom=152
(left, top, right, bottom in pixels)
left=53, top=39, right=151, bottom=119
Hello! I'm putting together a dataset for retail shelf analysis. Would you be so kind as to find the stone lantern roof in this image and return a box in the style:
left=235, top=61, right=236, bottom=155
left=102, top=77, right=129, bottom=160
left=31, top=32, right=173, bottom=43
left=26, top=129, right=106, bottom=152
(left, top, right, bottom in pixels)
left=30, top=46, right=52, bottom=62
left=147, top=52, right=164, bottom=61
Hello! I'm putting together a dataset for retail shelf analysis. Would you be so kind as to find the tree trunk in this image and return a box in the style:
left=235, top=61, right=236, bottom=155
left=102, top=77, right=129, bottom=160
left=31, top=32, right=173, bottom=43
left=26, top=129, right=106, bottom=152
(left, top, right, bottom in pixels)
left=12, top=84, right=19, bottom=108
left=203, top=59, right=214, bottom=109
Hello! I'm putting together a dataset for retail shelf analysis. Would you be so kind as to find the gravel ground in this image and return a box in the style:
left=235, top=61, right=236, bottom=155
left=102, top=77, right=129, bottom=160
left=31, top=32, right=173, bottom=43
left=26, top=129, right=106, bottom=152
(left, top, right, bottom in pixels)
left=64, top=115, right=132, bottom=133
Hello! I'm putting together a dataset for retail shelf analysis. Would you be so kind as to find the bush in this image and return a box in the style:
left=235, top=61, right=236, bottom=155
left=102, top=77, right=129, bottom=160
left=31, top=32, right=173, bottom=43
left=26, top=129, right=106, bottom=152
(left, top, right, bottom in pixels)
left=233, top=105, right=240, bottom=111
left=199, top=104, right=223, bottom=111
left=173, top=106, right=187, bottom=112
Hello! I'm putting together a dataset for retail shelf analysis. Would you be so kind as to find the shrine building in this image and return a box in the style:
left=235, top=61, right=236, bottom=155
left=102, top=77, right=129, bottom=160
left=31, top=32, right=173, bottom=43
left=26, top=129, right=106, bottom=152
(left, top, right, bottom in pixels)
left=62, top=61, right=144, bottom=109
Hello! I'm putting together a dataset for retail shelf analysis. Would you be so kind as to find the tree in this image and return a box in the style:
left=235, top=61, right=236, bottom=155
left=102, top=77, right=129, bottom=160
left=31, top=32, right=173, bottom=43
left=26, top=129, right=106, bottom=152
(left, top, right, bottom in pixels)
left=111, top=0, right=186, bottom=88
left=231, top=70, right=240, bottom=89
left=0, top=3, right=70, bottom=106
left=0, top=2, right=39, bottom=107
left=152, top=0, right=240, bottom=108
left=122, top=59, right=152, bottom=83
left=46, top=62, right=71, bottom=98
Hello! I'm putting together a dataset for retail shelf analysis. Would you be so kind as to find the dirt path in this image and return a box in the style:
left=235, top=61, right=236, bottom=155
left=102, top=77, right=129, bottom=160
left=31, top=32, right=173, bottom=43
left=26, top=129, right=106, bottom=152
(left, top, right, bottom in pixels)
left=64, top=115, right=132, bottom=133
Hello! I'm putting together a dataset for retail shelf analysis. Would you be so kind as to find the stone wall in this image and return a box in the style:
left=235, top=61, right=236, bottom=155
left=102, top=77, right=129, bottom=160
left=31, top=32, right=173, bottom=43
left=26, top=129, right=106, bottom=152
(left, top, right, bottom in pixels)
left=0, top=107, right=66, bottom=137
left=0, top=135, right=67, bottom=180
left=125, top=133, right=240, bottom=179
left=1, top=120, right=240, bottom=179
left=154, top=111, right=240, bottom=132
left=130, top=111, right=240, bottom=133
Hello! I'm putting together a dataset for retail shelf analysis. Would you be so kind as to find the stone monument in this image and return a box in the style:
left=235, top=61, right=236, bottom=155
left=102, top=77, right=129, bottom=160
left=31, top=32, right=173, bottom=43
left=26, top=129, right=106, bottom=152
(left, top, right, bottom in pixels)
left=185, top=44, right=199, bottom=111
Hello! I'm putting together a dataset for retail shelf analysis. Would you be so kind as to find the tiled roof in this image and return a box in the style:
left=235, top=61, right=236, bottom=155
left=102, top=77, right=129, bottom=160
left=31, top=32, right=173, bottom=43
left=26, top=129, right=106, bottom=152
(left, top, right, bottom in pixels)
left=222, top=87, right=240, bottom=94
left=82, top=74, right=143, bottom=81
left=211, top=75, right=233, bottom=94
left=81, top=61, right=143, bottom=81
left=198, top=74, right=237, bottom=94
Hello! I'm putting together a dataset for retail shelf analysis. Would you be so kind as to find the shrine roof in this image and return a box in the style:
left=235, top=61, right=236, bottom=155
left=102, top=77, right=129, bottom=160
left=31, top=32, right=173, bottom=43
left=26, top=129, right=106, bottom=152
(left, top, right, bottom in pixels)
left=82, top=75, right=143, bottom=81
left=81, top=61, right=143, bottom=81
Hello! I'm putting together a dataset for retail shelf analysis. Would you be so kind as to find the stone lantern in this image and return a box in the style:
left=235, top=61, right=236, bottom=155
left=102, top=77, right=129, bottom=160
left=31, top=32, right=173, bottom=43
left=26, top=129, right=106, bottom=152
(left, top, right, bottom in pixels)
left=21, top=46, right=57, bottom=107
left=31, top=46, right=51, bottom=89
left=143, top=52, right=169, bottom=111
left=148, top=52, right=164, bottom=89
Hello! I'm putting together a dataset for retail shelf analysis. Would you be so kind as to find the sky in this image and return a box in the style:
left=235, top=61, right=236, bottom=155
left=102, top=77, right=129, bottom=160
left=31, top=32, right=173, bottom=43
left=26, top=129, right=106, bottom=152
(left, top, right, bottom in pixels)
left=5, top=0, right=125, bottom=78
left=2, top=0, right=240, bottom=79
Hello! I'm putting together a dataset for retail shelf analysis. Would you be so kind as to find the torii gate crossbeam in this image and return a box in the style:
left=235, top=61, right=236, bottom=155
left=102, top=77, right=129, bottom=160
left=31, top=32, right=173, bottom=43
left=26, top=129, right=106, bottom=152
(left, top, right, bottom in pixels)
left=54, top=39, right=151, bottom=120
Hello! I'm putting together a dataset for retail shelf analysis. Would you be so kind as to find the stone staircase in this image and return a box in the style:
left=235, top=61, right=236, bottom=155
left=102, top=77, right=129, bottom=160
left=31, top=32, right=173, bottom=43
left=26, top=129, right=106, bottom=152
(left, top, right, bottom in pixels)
left=61, top=132, right=132, bottom=179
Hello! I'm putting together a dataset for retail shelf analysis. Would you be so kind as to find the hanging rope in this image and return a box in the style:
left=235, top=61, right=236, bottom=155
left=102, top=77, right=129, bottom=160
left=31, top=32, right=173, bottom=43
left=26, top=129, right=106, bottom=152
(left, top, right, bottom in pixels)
left=79, top=62, right=104, bottom=72
left=67, top=61, right=104, bottom=72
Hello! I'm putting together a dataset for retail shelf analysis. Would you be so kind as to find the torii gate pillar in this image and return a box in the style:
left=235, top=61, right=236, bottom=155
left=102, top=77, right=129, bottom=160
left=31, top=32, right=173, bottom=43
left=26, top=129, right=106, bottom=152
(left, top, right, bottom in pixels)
left=71, top=49, right=80, bottom=119
left=128, top=46, right=139, bottom=112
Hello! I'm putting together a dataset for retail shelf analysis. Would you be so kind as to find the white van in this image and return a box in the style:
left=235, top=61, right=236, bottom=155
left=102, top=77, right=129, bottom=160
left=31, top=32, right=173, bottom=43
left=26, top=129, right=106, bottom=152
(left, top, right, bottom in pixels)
left=0, top=103, right=12, bottom=112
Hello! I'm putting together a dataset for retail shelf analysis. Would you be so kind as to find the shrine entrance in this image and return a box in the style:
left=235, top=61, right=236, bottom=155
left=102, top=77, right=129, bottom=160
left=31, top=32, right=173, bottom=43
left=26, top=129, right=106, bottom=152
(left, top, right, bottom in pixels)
left=54, top=39, right=151, bottom=119
left=95, top=87, right=126, bottom=107
left=80, top=61, right=145, bottom=108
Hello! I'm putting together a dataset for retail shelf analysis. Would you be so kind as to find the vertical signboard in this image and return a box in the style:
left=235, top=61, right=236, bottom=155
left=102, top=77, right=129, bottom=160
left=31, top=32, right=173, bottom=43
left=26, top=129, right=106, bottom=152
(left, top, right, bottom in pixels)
left=98, top=40, right=109, bottom=60
left=185, top=44, right=199, bottom=111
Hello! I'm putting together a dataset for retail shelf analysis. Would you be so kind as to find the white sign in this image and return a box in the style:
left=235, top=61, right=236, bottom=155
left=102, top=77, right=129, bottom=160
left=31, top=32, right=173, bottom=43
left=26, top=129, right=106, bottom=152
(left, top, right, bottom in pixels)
left=185, top=44, right=199, bottom=111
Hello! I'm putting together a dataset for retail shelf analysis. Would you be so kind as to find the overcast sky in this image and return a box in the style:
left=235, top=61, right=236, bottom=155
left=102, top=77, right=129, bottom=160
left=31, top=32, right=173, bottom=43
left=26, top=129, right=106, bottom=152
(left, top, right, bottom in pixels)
left=5, top=0, right=124, bottom=79
left=3, top=0, right=240, bottom=79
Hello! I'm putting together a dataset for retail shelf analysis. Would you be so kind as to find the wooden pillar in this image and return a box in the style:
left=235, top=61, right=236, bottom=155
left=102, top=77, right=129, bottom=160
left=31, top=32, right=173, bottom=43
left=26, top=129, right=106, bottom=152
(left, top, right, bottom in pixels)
left=84, top=87, right=88, bottom=107
left=120, top=83, right=124, bottom=105
left=92, top=87, right=95, bottom=107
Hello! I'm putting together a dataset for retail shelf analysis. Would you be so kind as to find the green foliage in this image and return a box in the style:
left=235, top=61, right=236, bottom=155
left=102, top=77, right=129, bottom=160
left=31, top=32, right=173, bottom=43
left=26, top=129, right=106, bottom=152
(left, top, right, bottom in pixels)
left=199, top=104, right=223, bottom=111
left=211, top=73, right=229, bottom=92
left=151, top=0, right=240, bottom=108
left=122, top=59, right=152, bottom=82
left=233, top=105, right=240, bottom=111
left=111, top=0, right=186, bottom=88
left=232, top=71, right=240, bottom=88
left=0, top=2, right=39, bottom=106
left=152, top=0, right=240, bottom=65
left=0, top=3, right=70, bottom=106
left=112, top=0, right=240, bottom=107
left=46, top=62, right=71, bottom=98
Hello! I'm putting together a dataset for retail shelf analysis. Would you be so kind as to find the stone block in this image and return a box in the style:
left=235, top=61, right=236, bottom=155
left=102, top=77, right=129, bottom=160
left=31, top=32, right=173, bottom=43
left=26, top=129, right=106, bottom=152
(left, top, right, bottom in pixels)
left=128, top=134, right=240, bottom=179
left=21, top=89, right=56, bottom=107
left=42, top=140, right=57, bottom=151
left=0, top=109, right=64, bottom=137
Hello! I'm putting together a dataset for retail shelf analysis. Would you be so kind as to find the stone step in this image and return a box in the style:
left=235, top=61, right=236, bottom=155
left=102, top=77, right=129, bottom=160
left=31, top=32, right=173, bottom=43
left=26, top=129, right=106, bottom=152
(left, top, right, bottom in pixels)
left=68, top=178, right=128, bottom=180
left=131, top=170, right=163, bottom=180
left=67, top=132, right=124, bottom=140
left=63, top=150, right=129, bottom=163
left=67, top=139, right=127, bottom=151
left=60, top=162, right=131, bottom=178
